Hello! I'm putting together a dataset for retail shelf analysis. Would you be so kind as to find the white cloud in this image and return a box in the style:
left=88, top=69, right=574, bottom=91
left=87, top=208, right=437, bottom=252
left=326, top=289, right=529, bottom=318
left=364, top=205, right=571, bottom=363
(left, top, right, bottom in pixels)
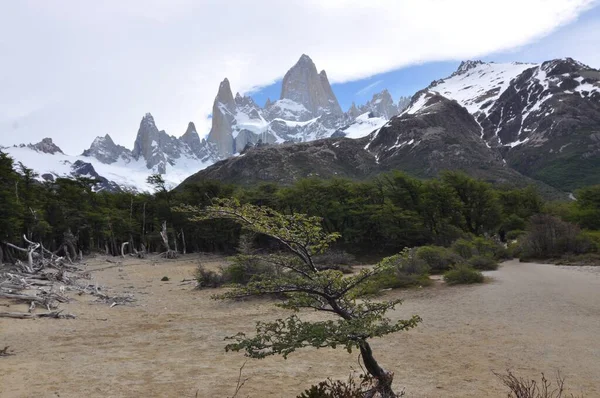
left=0, top=0, right=597, bottom=153
left=355, top=80, right=384, bottom=96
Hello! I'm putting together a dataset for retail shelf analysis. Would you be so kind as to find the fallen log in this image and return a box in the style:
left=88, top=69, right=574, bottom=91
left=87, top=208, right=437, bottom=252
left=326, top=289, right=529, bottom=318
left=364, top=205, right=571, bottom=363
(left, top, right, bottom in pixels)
left=0, top=311, right=75, bottom=319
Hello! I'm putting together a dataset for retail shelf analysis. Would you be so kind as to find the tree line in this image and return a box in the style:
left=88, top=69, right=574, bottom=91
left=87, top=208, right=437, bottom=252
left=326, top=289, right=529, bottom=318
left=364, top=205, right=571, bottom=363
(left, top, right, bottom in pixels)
left=1, top=150, right=599, bottom=263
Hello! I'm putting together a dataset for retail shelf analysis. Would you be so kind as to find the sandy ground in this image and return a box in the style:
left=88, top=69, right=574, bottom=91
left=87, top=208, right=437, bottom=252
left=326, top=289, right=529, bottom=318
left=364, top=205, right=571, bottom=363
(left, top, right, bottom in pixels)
left=1, top=256, right=599, bottom=398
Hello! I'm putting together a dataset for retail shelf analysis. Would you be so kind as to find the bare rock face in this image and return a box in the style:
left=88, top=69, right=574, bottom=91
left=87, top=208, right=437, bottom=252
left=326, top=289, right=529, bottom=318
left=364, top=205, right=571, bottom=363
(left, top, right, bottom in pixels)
left=82, top=134, right=132, bottom=164
left=207, top=79, right=236, bottom=156
left=132, top=113, right=184, bottom=174
left=280, top=54, right=342, bottom=117
left=27, top=138, right=64, bottom=155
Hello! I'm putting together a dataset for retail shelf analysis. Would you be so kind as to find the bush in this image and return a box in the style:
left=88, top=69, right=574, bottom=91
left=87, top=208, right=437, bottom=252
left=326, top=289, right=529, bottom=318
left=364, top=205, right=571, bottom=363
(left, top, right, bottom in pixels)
left=443, top=265, right=484, bottom=285
left=520, top=214, right=582, bottom=260
left=297, top=374, right=393, bottom=398
left=221, top=255, right=278, bottom=285
left=494, top=369, right=584, bottom=398
left=506, top=230, right=526, bottom=241
left=468, top=255, right=499, bottom=271
left=452, top=237, right=509, bottom=261
left=195, top=265, right=225, bottom=288
left=415, top=245, right=462, bottom=273
left=352, top=249, right=431, bottom=296
left=313, top=250, right=355, bottom=273
left=451, top=238, right=475, bottom=259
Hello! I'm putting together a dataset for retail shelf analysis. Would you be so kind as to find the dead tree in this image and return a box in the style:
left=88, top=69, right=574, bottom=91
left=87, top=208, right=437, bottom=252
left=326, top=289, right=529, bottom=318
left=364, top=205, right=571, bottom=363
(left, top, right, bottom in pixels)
left=159, top=221, right=178, bottom=259
left=121, top=242, right=129, bottom=258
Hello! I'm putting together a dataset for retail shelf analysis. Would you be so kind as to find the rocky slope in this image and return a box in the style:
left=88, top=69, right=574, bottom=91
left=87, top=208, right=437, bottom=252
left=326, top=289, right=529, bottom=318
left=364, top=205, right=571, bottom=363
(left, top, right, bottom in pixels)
left=410, top=58, right=600, bottom=190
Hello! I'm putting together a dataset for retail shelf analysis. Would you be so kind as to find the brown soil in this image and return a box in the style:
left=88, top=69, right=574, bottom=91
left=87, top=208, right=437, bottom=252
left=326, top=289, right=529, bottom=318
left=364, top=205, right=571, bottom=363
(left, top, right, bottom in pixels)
left=1, top=257, right=599, bottom=397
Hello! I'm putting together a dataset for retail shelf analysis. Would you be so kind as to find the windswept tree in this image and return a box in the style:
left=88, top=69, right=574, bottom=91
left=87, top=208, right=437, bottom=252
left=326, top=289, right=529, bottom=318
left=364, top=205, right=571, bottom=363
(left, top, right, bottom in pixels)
left=178, top=198, right=421, bottom=397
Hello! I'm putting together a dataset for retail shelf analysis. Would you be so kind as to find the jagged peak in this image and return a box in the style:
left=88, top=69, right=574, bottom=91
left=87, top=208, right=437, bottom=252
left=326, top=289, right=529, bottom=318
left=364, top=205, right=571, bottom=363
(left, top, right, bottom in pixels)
left=265, top=97, right=272, bottom=108
left=297, top=54, right=315, bottom=65
left=235, top=92, right=242, bottom=100
left=456, top=60, right=485, bottom=74
left=183, top=121, right=197, bottom=135
left=141, top=113, right=156, bottom=127
left=28, top=137, right=64, bottom=155
left=215, top=77, right=235, bottom=106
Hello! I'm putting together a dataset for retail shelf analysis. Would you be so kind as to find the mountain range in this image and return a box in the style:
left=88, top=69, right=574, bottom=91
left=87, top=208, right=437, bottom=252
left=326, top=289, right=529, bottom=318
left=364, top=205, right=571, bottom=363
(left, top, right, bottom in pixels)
left=0, top=54, right=409, bottom=192
left=2, top=55, right=599, bottom=194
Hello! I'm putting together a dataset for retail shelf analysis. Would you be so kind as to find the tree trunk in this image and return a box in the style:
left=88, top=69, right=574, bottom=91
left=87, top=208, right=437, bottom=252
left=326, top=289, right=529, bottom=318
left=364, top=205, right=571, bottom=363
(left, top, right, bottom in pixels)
left=181, top=229, right=187, bottom=255
left=0, top=244, right=3, bottom=266
left=360, top=342, right=396, bottom=397
left=121, top=242, right=129, bottom=258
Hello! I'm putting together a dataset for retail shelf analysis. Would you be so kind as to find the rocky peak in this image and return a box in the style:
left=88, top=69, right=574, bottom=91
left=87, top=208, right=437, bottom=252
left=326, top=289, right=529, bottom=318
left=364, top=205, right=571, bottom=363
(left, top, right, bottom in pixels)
left=456, top=60, right=485, bottom=74
left=181, top=122, right=203, bottom=155
left=541, top=57, right=590, bottom=77
left=265, top=98, right=272, bottom=108
left=216, top=78, right=236, bottom=112
left=280, top=54, right=342, bottom=117
left=82, top=133, right=132, bottom=164
left=28, top=138, right=64, bottom=155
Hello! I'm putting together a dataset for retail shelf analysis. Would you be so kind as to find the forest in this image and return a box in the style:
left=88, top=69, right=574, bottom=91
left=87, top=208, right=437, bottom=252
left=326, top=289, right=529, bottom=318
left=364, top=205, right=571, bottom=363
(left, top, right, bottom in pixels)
left=1, top=150, right=599, bottom=264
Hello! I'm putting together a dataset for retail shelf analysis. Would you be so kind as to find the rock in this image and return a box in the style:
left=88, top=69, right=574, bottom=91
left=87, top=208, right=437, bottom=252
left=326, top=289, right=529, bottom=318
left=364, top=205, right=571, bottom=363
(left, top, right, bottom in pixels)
left=27, top=138, right=63, bottom=155
left=82, top=134, right=133, bottom=164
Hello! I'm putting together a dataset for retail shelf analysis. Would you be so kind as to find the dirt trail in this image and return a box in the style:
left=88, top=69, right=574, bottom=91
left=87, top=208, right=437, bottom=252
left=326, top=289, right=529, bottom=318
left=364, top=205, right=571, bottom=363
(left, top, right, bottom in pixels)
left=1, top=257, right=599, bottom=397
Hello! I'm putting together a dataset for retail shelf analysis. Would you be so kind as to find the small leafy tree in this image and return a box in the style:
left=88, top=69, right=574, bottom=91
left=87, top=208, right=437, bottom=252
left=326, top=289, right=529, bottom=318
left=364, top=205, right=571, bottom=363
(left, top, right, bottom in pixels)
left=179, top=198, right=421, bottom=397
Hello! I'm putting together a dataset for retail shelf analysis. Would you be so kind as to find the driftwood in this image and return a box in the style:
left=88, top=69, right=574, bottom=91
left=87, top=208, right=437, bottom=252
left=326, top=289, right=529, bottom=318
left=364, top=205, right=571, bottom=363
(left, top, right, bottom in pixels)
left=0, top=311, right=75, bottom=319
left=0, top=237, right=134, bottom=319
left=121, top=242, right=129, bottom=258
left=159, top=221, right=178, bottom=259
left=0, top=346, right=13, bottom=356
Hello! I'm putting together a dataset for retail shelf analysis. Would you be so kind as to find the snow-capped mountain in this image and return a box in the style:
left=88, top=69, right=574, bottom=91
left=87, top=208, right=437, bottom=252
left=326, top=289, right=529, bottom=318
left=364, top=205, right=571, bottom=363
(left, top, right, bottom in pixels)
left=404, top=58, right=600, bottom=190
left=206, top=54, right=409, bottom=157
left=3, top=54, right=409, bottom=192
left=185, top=57, right=600, bottom=194
left=1, top=114, right=220, bottom=192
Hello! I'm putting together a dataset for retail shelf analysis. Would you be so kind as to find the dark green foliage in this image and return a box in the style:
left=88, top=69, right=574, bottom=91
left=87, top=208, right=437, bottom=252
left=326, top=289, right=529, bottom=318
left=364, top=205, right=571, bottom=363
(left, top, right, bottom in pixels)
left=443, top=265, right=484, bottom=285
left=161, top=276, right=170, bottom=281
left=352, top=249, right=431, bottom=296
left=506, top=230, right=526, bottom=241
left=220, top=255, right=279, bottom=285
left=415, top=245, right=462, bottom=273
left=468, top=255, right=499, bottom=271
left=451, top=238, right=475, bottom=259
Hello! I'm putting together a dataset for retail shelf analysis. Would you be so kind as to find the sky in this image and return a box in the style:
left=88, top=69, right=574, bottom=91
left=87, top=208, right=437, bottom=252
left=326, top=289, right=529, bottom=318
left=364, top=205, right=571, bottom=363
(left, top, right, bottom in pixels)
left=1, top=0, right=599, bottom=154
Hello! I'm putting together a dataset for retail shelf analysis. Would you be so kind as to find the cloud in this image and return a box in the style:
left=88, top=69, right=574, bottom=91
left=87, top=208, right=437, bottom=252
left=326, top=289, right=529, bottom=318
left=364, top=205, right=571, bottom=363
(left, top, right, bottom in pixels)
left=0, top=0, right=597, bottom=153
left=355, top=80, right=384, bottom=97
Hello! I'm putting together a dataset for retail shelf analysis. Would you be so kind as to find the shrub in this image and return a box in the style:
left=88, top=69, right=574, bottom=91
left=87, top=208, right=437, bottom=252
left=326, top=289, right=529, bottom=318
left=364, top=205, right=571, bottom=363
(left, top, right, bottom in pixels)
left=451, top=238, right=475, bottom=259
left=415, top=245, right=462, bottom=273
left=161, top=276, right=169, bottom=281
left=443, top=265, right=484, bottom=285
left=520, top=215, right=582, bottom=260
left=352, top=249, right=431, bottom=296
left=221, top=255, right=278, bottom=285
left=195, top=265, right=225, bottom=288
left=313, top=250, right=355, bottom=274
left=494, top=369, right=584, bottom=398
left=472, top=236, right=510, bottom=260
left=296, top=374, right=398, bottom=398
left=468, top=255, right=499, bottom=271
left=506, top=230, right=526, bottom=241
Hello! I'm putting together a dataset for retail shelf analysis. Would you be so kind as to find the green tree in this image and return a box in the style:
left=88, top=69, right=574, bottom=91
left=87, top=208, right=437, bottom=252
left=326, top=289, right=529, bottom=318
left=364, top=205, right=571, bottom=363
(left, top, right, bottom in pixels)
left=0, top=152, right=23, bottom=258
left=179, top=199, right=420, bottom=396
left=441, top=172, right=501, bottom=235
